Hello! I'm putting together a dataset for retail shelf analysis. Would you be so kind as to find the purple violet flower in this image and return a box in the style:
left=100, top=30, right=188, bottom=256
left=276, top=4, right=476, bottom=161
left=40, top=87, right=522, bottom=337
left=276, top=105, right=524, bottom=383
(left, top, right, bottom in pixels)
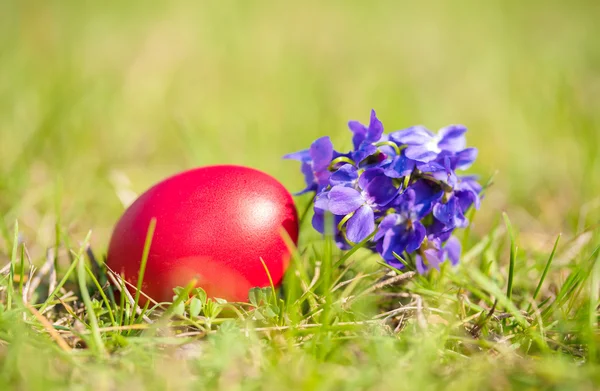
left=283, top=136, right=335, bottom=194
left=321, top=169, right=398, bottom=242
left=284, top=110, right=482, bottom=274
left=415, top=236, right=461, bottom=273
left=348, top=110, right=385, bottom=163
left=384, top=151, right=415, bottom=179
left=390, top=125, right=467, bottom=163
left=329, top=164, right=359, bottom=187
left=374, top=189, right=428, bottom=264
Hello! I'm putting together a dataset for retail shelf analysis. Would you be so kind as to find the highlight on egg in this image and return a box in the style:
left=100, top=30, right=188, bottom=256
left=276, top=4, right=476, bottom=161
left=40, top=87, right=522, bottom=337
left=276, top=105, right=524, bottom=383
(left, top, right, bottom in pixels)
left=106, top=165, right=299, bottom=303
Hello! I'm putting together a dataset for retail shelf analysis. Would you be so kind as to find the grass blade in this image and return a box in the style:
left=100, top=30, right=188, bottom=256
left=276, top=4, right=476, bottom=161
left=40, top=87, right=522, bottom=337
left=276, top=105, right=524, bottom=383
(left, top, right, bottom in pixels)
left=76, top=231, right=106, bottom=356
left=259, top=257, right=277, bottom=301
left=7, top=220, right=19, bottom=310
left=468, top=267, right=528, bottom=328
left=334, top=231, right=376, bottom=268
left=131, top=218, right=157, bottom=325
left=75, top=231, right=106, bottom=355
left=503, top=213, right=517, bottom=300
left=588, top=243, right=600, bottom=362
left=19, top=245, right=25, bottom=300
left=84, top=264, right=117, bottom=327
left=530, top=234, right=561, bottom=309
left=39, top=255, right=80, bottom=313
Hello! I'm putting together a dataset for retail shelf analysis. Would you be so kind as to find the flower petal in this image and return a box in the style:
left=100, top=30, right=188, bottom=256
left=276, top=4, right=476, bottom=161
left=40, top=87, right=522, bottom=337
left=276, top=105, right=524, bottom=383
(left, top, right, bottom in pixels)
left=283, top=149, right=310, bottom=161
left=348, top=121, right=367, bottom=150
left=376, top=134, right=397, bottom=158
left=364, top=175, right=398, bottom=206
left=433, top=197, right=468, bottom=229
left=405, top=221, right=426, bottom=253
left=444, top=236, right=461, bottom=265
left=422, top=248, right=443, bottom=270
left=453, top=148, right=478, bottom=170
left=330, top=164, right=358, bottom=186
left=437, top=125, right=467, bottom=152
left=404, top=144, right=439, bottom=163
left=387, top=257, right=406, bottom=270
left=314, top=191, right=330, bottom=210
left=328, top=186, right=363, bottom=215
left=390, top=126, right=434, bottom=145
left=409, top=180, right=444, bottom=218
left=456, top=176, right=482, bottom=210
left=433, top=197, right=459, bottom=227
left=311, top=209, right=325, bottom=233
left=314, top=170, right=331, bottom=189
left=335, top=234, right=351, bottom=250
left=455, top=188, right=478, bottom=213
left=459, top=175, right=482, bottom=193
left=293, top=162, right=315, bottom=195
left=417, top=160, right=446, bottom=174
left=346, top=205, right=375, bottom=242
left=381, top=226, right=406, bottom=261
left=443, top=156, right=458, bottom=188
left=415, top=255, right=428, bottom=274
left=394, top=188, right=416, bottom=211
left=374, top=214, right=399, bottom=241
left=352, top=144, right=378, bottom=164
left=309, top=136, right=334, bottom=172
left=427, top=219, right=453, bottom=243
left=366, top=109, right=384, bottom=143
left=358, top=168, right=385, bottom=190
left=384, top=154, right=415, bottom=178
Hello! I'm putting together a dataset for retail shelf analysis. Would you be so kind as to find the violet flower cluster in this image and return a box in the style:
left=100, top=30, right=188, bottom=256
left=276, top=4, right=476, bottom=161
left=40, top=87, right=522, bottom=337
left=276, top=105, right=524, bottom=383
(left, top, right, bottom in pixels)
left=284, top=110, right=482, bottom=273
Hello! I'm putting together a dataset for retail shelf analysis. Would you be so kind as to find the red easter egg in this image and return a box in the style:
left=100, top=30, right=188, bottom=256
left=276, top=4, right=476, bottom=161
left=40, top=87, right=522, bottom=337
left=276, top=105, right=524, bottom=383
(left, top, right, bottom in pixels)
left=106, top=165, right=299, bottom=303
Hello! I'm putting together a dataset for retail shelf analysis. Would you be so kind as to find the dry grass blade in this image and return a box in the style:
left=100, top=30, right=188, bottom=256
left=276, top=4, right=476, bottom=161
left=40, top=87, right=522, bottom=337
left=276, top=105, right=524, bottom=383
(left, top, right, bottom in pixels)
left=332, top=270, right=385, bottom=292
left=106, top=269, right=155, bottom=324
left=28, top=249, right=56, bottom=301
left=247, top=320, right=382, bottom=333
left=0, top=261, right=11, bottom=275
left=25, top=302, right=72, bottom=352
left=343, top=271, right=416, bottom=305
left=307, top=261, right=321, bottom=291
left=22, top=265, right=35, bottom=304
left=374, top=305, right=449, bottom=320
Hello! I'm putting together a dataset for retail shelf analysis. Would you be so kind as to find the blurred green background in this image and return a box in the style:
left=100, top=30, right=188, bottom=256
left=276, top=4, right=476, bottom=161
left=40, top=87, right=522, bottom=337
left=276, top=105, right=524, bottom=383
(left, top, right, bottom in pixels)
left=1, top=0, right=599, bottom=258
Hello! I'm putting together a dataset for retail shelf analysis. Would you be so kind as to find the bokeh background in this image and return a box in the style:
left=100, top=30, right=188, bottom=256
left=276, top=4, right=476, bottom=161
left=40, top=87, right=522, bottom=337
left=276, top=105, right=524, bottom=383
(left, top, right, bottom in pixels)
left=1, top=0, right=599, bottom=259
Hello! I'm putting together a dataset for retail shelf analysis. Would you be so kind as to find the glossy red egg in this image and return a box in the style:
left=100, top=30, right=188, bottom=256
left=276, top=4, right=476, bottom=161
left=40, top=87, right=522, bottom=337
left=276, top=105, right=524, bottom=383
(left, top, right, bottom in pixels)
left=106, top=165, right=299, bottom=303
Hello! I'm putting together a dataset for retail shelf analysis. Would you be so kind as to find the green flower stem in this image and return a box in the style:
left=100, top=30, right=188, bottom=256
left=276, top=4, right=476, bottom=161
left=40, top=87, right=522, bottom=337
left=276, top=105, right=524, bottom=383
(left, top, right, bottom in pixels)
left=337, top=212, right=355, bottom=232
left=375, top=141, right=403, bottom=156
left=329, top=156, right=356, bottom=170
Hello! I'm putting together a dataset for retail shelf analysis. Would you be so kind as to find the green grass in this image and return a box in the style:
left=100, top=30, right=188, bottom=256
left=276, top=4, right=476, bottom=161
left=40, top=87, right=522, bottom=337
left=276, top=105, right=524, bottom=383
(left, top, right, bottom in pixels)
left=1, top=0, right=600, bottom=389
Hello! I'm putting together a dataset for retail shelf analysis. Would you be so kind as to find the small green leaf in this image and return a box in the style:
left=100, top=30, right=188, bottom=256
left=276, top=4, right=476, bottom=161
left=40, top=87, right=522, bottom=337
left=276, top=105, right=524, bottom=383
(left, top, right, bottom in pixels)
left=264, top=305, right=278, bottom=318
left=172, top=301, right=185, bottom=316
left=253, top=310, right=265, bottom=321
left=193, top=287, right=207, bottom=305
left=248, top=288, right=260, bottom=306
left=205, top=300, right=223, bottom=318
left=189, top=297, right=203, bottom=317
left=173, top=286, right=184, bottom=297
left=219, top=320, right=238, bottom=333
